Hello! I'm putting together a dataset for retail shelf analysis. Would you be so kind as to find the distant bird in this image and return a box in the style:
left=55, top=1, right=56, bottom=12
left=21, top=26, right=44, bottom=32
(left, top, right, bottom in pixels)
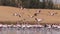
left=13, top=13, right=21, bottom=17
left=50, top=13, right=54, bottom=16
left=36, top=10, right=41, bottom=14
left=27, top=25, right=32, bottom=28
left=57, top=25, right=60, bottom=29
left=13, top=25, right=17, bottom=28
left=46, top=24, right=51, bottom=28
left=34, top=13, right=38, bottom=16
left=48, top=11, right=58, bottom=16
left=7, top=25, right=12, bottom=28
left=16, top=24, right=21, bottom=30
left=32, top=25, right=44, bottom=28
left=0, top=24, right=2, bottom=31
left=18, top=15, right=21, bottom=17
left=13, top=13, right=18, bottom=16
left=52, top=24, right=57, bottom=28
left=16, top=24, right=21, bottom=28
left=44, top=24, right=48, bottom=27
left=20, top=6, right=24, bottom=10
left=35, top=18, right=43, bottom=22
left=2, top=24, right=8, bottom=28
left=34, top=10, right=41, bottom=16
left=21, top=24, right=26, bottom=28
left=39, top=25, right=44, bottom=28
left=0, top=24, right=3, bottom=28
left=7, top=24, right=13, bottom=29
left=30, top=10, right=41, bottom=18
left=30, top=15, right=34, bottom=18
left=39, top=10, right=41, bottom=13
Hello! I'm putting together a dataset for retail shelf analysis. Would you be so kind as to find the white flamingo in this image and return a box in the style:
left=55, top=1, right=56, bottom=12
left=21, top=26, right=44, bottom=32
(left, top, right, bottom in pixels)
left=57, top=25, right=60, bottom=28
left=7, top=25, right=12, bottom=27
left=47, top=25, right=51, bottom=28
left=39, top=25, right=44, bottom=28
left=21, top=24, right=26, bottom=28
left=2, top=24, right=8, bottom=28
left=7, top=24, right=13, bottom=28
left=27, top=25, right=32, bottom=28
left=16, top=24, right=21, bottom=28
left=52, top=24, right=57, bottom=28
left=13, top=25, right=17, bottom=28
left=27, top=25, right=44, bottom=28
left=0, top=24, right=3, bottom=27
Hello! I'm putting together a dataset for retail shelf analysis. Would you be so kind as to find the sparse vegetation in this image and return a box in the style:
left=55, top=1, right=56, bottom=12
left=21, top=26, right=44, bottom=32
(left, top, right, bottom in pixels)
left=0, top=0, right=59, bottom=9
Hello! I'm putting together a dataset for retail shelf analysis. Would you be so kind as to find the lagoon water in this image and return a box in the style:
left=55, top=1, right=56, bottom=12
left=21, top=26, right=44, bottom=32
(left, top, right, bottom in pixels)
left=0, top=27, right=60, bottom=34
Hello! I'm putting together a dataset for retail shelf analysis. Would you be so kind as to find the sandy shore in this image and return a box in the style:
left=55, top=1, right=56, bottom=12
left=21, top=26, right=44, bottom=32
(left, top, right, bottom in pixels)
left=0, top=6, right=60, bottom=24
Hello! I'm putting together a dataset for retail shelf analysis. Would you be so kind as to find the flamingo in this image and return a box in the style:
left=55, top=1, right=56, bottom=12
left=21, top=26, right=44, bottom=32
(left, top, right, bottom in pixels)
left=47, top=25, right=51, bottom=28
left=52, top=24, right=58, bottom=28
left=2, top=24, right=8, bottom=28
left=0, top=24, right=3, bottom=28
left=0, top=24, right=3, bottom=31
left=13, top=25, right=17, bottom=28
left=21, top=24, right=26, bottom=28
left=27, top=25, right=32, bottom=28
left=57, top=25, right=60, bottom=29
left=16, top=24, right=21, bottom=28
left=38, top=25, right=44, bottom=27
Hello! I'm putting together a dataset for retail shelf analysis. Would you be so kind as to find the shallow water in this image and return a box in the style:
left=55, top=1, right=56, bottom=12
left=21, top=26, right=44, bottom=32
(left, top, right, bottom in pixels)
left=0, top=27, right=60, bottom=34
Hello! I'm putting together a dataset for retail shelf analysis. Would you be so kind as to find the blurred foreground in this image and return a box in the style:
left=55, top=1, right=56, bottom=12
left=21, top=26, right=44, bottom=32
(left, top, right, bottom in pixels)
left=0, top=25, right=60, bottom=34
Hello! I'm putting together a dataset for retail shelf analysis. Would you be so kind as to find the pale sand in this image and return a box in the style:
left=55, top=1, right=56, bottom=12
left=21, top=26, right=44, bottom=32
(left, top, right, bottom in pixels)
left=0, top=6, right=60, bottom=24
